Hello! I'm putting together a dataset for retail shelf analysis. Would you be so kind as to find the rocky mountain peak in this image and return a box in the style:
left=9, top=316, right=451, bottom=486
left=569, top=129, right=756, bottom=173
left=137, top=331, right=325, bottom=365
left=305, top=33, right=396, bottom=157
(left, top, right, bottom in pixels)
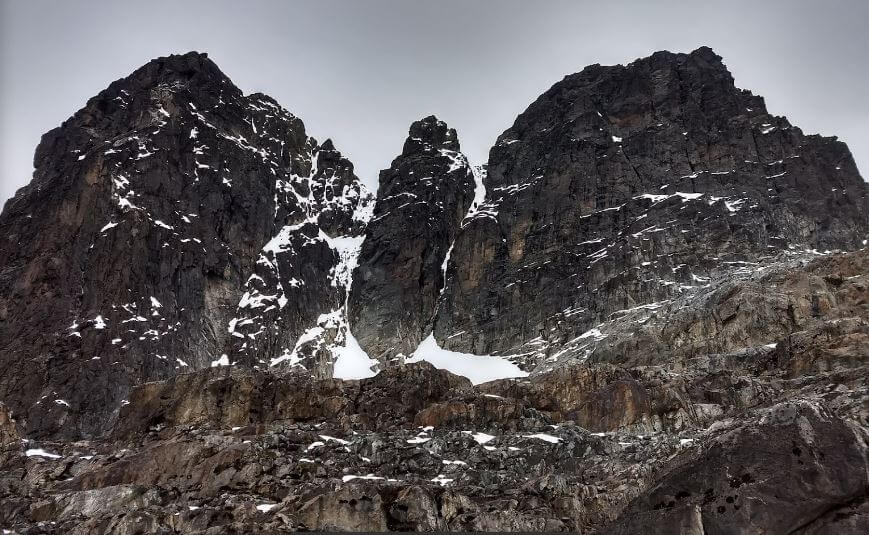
left=318, top=138, right=337, bottom=152
left=0, top=51, right=371, bottom=438
left=68, top=51, right=243, bottom=139
left=492, top=46, right=758, bottom=169
left=351, top=116, right=475, bottom=360
left=121, top=51, right=229, bottom=88
left=687, top=44, right=724, bottom=61
left=401, top=115, right=461, bottom=156
left=438, top=45, right=867, bottom=370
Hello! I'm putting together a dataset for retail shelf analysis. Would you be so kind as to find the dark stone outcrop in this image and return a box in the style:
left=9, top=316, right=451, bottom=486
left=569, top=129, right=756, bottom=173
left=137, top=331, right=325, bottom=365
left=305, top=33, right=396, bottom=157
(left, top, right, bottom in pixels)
left=350, top=116, right=475, bottom=360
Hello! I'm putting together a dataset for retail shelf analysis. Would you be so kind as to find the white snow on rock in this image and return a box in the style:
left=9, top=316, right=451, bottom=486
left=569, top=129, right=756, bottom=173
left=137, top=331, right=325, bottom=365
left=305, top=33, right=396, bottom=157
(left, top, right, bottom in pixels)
left=270, top=323, right=324, bottom=367
left=25, top=448, right=61, bottom=459
left=210, top=354, right=230, bottom=367
left=319, top=435, right=350, bottom=445
left=256, top=503, right=278, bottom=513
left=431, top=474, right=454, bottom=486
left=524, top=433, right=561, bottom=444
left=577, top=328, right=607, bottom=341
left=407, top=334, right=528, bottom=385
left=463, top=164, right=488, bottom=222
left=332, top=327, right=378, bottom=380
left=245, top=174, right=377, bottom=379
left=321, top=234, right=365, bottom=289
left=673, top=191, right=703, bottom=201
left=437, top=162, right=485, bottom=296
left=635, top=193, right=669, bottom=204
left=463, top=431, right=496, bottom=444
left=725, top=198, right=746, bottom=212
left=342, top=474, right=385, bottom=483
left=439, top=148, right=468, bottom=173
left=326, top=231, right=378, bottom=380
left=439, top=243, right=455, bottom=295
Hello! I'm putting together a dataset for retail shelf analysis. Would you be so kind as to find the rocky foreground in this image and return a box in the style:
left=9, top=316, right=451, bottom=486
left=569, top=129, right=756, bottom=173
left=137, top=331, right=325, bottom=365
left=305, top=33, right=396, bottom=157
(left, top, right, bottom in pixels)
left=1, top=248, right=866, bottom=533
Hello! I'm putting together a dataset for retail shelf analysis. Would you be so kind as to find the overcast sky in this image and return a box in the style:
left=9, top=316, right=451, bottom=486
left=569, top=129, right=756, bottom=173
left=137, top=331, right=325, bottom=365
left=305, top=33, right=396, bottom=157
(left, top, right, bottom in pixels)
left=1, top=0, right=867, bottom=203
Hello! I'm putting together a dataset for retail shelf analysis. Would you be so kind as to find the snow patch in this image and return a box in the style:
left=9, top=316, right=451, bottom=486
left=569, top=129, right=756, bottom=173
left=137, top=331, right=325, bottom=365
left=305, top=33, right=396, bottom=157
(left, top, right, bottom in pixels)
left=431, top=474, right=454, bottom=486
left=25, top=448, right=61, bottom=459
left=524, top=433, right=561, bottom=444
left=332, top=326, right=378, bottom=380
left=342, top=474, right=385, bottom=483
left=407, top=334, right=528, bottom=385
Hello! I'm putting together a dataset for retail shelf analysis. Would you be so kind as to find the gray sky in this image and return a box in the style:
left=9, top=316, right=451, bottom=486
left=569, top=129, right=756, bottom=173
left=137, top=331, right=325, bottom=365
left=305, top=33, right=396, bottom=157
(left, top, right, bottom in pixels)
left=1, top=0, right=867, bottom=203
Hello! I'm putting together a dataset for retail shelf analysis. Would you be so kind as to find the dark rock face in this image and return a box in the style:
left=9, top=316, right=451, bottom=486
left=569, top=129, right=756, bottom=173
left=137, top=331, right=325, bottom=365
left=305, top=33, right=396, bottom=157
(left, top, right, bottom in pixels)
left=110, top=362, right=471, bottom=439
left=227, top=137, right=373, bottom=377
left=350, top=116, right=475, bottom=360
left=435, top=46, right=868, bottom=369
left=0, top=52, right=371, bottom=438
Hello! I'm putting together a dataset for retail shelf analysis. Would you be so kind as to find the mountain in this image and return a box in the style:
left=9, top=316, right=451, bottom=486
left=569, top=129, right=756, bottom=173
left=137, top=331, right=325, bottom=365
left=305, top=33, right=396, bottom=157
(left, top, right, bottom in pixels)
left=434, top=46, right=868, bottom=369
left=0, top=52, right=373, bottom=438
left=0, top=48, right=867, bottom=533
